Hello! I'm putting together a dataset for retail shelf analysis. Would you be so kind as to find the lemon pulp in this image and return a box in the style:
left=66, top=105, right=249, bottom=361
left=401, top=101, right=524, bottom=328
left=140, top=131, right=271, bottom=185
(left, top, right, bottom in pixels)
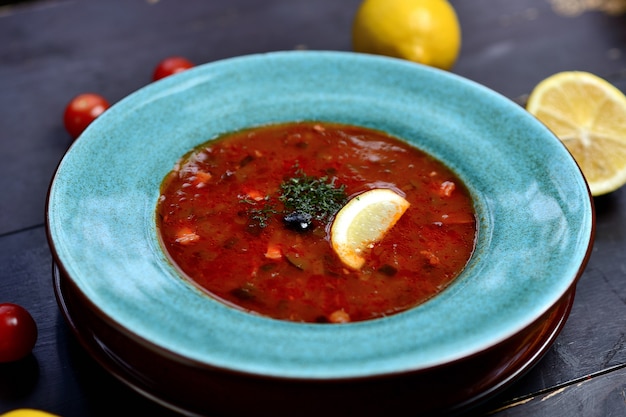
left=527, top=71, right=626, bottom=196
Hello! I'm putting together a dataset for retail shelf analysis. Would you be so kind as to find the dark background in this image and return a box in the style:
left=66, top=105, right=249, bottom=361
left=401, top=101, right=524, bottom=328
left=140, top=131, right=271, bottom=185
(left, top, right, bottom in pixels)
left=2, top=1, right=626, bottom=416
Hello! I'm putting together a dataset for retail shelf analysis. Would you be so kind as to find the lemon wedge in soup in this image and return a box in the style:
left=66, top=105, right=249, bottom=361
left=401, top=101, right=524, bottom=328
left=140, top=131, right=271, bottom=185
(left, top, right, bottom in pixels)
left=330, top=188, right=410, bottom=270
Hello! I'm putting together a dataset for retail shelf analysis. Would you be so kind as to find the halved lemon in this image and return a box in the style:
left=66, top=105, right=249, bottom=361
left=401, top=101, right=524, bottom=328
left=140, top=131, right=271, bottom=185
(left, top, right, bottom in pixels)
left=330, top=188, right=410, bottom=270
left=526, top=71, right=626, bottom=196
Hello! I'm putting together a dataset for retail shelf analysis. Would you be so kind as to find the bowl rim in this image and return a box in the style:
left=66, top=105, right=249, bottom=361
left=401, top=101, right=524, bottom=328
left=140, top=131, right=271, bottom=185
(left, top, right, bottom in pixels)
left=46, top=50, right=595, bottom=379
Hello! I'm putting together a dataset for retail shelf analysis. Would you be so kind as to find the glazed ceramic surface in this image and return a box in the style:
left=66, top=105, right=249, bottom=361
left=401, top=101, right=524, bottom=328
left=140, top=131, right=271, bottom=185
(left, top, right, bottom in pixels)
left=46, top=51, right=594, bottom=379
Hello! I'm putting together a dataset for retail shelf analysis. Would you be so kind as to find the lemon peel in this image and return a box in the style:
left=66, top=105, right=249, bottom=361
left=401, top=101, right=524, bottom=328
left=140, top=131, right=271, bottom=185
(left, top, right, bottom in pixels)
left=0, top=410, right=61, bottom=417
left=352, top=0, right=461, bottom=70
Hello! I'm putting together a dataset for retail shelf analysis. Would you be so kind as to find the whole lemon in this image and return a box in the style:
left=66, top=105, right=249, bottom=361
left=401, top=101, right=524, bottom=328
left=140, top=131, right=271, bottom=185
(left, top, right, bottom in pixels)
left=0, top=410, right=60, bottom=417
left=352, top=0, right=461, bottom=70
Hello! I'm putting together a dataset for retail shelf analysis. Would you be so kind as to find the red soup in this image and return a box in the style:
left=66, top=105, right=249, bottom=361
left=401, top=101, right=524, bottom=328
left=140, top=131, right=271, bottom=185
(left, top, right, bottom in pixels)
left=156, top=122, right=477, bottom=323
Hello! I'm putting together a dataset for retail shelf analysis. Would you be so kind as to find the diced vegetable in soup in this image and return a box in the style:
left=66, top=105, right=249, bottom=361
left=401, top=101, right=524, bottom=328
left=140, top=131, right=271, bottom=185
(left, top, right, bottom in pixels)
left=156, top=122, right=477, bottom=323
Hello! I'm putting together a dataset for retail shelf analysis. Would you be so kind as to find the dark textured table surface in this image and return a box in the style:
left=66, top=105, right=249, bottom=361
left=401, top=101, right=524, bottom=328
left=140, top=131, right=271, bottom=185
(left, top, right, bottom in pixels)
left=2, top=1, right=626, bottom=416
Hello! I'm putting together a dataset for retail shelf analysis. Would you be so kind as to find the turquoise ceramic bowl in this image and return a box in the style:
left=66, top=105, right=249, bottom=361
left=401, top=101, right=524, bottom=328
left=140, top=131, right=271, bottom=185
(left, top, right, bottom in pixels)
left=46, top=51, right=594, bottom=414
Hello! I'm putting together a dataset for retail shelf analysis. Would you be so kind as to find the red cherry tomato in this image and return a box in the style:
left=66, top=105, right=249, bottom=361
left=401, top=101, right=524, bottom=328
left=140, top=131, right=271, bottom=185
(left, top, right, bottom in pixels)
left=63, top=93, right=110, bottom=139
left=0, top=303, right=38, bottom=363
left=152, top=56, right=194, bottom=81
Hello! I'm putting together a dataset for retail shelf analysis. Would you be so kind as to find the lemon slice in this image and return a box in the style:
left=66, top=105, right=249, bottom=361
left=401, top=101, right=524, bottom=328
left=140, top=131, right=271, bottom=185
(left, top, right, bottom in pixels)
left=330, top=188, right=410, bottom=270
left=526, top=71, right=626, bottom=196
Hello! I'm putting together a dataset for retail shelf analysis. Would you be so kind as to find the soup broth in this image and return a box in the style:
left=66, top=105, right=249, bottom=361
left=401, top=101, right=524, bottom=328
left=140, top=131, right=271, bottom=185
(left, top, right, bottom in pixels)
left=156, top=122, right=477, bottom=323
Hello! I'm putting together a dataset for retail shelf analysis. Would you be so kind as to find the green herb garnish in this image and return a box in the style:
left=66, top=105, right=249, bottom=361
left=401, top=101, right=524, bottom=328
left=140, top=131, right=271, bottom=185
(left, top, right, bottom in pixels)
left=279, top=170, right=348, bottom=224
left=240, top=197, right=277, bottom=229
left=240, top=169, right=347, bottom=232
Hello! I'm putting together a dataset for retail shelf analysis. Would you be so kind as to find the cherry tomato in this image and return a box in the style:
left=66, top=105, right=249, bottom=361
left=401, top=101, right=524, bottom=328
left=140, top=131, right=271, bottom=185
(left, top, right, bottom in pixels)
left=0, top=303, right=38, bottom=363
left=63, top=93, right=110, bottom=140
left=152, top=56, right=194, bottom=81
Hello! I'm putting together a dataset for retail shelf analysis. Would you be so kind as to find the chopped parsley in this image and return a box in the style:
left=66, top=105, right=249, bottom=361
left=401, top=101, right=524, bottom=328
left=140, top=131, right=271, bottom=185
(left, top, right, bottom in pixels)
left=240, top=169, right=347, bottom=232
left=240, top=197, right=277, bottom=230
left=279, top=170, right=347, bottom=227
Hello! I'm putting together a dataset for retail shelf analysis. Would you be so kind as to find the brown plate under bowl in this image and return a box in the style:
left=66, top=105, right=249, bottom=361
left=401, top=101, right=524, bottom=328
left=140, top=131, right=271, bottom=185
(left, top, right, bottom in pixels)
left=54, top=263, right=574, bottom=417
